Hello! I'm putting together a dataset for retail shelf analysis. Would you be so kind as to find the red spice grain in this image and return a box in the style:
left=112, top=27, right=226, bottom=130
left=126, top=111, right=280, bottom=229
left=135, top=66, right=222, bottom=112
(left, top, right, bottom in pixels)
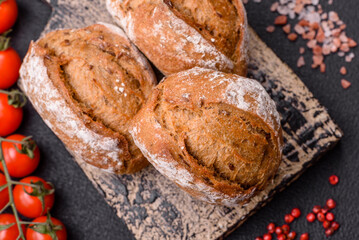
left=285, top=214, right=295, bottom=223
left=274, top=15, right=288, bottom=25
left=340, top=66, right=347, bottom=75
left=326, top=199, right=336, bottom=209
left=255, top=237, right=263, bottom=240
left=282, top=24, right=291, bottom=34
left=300, top=233, right=309, bottom=240
left=277, top=234, right=286, bottom=240
left=317, top=212, right=325, bottom=222
left=326, top=212, right=335, bottom=222
left=320, top=63, right=326, bottom=73
left=325, top=228, right=334, bottom=237
left=297, top=56, right=305, bottom=68
left=329, top=175, right=339, bottom=185
left=287, top=231, right=296, bottom=240
left=288, top=33, right=298, bottom=41
left=263, top=233, right=272, bottom=240
left=348, top=38, right=357, bottom=47
left=341, top=79, right=351, bottom=89
left=282, top=224, right=290, bottom=234
left=313, top=205, right=321, bottom=214
left=321, top=206, right=329, bottom=214
left=313, top=45, right=323, bottom=55
left=331, top=221, right=340, bottom=231
left=291, top=208, right=301, bottom=218
left=275, top=226, right=283, bottom=235
left=306, top=212, right=316, bottom=222
left=266, top=25, right=275, bottom=33
left=323, top=220, right=331, bottom=229
left=267, top=223, right=276, bottom=233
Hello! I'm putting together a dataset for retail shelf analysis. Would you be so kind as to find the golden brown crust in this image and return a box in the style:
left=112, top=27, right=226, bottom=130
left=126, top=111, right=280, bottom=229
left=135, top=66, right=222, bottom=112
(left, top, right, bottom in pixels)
left=130, top=68, right=282, bottom=206
left=19, top=23, right=157, bottom=174
left=106, top=0, right=248, bottom=76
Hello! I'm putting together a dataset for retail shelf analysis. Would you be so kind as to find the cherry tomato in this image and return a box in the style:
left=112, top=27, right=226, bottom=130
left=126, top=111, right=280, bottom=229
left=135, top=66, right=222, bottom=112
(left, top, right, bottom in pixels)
left=13, top=176, right=54, bottom=218
left=0, top=213, right=25, bottom=240
left=0, top=46, right=21, bottom=89
left=0, top=0, right=18, bottom=34
left=0, top=134, right=40, bottom=177
left=0, top=173, right=9, bottom=210
left=26, top=216, right=67, bottom=240
left=0, top=93, right=23, bottom=136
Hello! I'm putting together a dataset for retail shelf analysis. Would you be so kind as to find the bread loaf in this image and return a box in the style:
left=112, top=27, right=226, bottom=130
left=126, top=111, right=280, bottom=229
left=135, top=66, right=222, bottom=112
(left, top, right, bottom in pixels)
left=19, top=23, right=157, bottom=174
left=129, top=68, right=282, bottom=206
left=107, top=0, right=248, bottom=76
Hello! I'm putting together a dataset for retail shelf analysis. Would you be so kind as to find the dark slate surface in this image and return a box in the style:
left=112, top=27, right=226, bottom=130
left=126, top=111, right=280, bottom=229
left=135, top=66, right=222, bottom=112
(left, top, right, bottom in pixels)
left=9, top=0, right=358, bottom=239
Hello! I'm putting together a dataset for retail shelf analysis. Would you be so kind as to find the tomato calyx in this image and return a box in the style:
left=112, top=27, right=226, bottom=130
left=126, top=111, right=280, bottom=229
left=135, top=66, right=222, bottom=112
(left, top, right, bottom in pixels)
left=30, top=214, right=63, bottom=240
left=0, top=222, right=15, bottom=230
left=13, top=136, right=37, bottom=159
left=0, top=30, right=11, bottom=51
left=6, top=89, right=27, bottom=108
left=23, top=180, right=55, bottom=214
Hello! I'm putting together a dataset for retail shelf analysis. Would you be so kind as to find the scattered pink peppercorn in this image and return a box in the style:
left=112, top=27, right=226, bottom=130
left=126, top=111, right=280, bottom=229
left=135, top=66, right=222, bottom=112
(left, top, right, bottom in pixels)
left=306, top=212, right=316, bottom=222
left=329, top=175, right=339, bottom=185
left=326, top=199, right=336, bottom=209
left=331, top=221, right=340, bottom=231
left=282, top=224, right=290, bottom=234
left=285, top=214, right=294, bottom=223
left=255, top=237, right=263, bottom=240
left=291, top=208, right=301, bottom=218
left=321, top=206, right=329, bottom=214
left=288, top=231, right=296, bottom=240
left=323, top=220, right=331, bottom=229
left=277, top=234, right=286, bottom=240
left=325, top=228, right=334, bottom=236
left=267, top=223, right=276, bottom=233
left=263, top=233, right=272, bottom=240
left=317, top=212, right=325, bottom=222
left=326, top=212, right=335, bottom=222
left=313, top=205, right=321, bottom=214
left=275, top=226, right=283, bottom=235
left=300, top=233, right=309, bottom=240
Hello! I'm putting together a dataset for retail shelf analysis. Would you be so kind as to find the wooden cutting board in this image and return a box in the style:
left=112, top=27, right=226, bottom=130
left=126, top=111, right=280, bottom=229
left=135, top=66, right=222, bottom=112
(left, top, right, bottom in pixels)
left=37, top=0, right=343, bottom=239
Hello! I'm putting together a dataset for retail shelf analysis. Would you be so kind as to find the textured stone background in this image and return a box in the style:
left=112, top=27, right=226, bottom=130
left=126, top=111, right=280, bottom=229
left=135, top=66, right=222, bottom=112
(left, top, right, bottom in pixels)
left=10, top=0, right=359, bottom=239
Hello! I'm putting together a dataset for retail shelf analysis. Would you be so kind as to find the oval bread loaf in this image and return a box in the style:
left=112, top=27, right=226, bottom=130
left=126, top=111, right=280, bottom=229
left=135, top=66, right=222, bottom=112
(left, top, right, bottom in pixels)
left=129, top=68, right=283, bottom=206
left=107, top=0, right=248, bottom=76
left=19, top=23, right=157, bottom=174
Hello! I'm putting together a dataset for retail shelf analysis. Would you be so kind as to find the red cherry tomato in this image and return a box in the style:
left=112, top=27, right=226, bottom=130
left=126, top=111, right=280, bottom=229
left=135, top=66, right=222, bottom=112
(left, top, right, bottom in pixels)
left=0, top=0, right=18, bottom=34
left=0, top=46, right=21, bottom=89
left=0, top=134, right=40, bottom=177
left=0, top=213, right=25, bottom=240
left=13, top=176, right=54, bottom=218
left=0, top=173, right=9, bottom=210
left=0, top=93, right=23, bottom=136
left=26, top=216, right=67, bottom=240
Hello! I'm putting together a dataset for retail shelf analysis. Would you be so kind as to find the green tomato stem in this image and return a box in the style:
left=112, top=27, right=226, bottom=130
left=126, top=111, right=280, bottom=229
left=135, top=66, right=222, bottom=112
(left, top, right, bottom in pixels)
left=10, top=180, right=39, bottom=188
left=18, top=221, right=48, bottom=225
left=0, top=140, right=26, bottom=240
left=0, top=201, right=10, bottom=214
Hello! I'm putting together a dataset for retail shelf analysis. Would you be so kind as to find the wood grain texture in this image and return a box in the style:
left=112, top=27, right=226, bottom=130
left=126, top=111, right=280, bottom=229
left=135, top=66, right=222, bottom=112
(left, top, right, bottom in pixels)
left=36, top=0, right=343, bottom=239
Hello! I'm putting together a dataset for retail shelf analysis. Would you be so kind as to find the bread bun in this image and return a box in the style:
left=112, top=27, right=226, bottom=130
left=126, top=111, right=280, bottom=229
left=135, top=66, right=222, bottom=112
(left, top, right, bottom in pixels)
left=107, top=0, right=248, bottom=76
left=129, top=68, right=282, bottom=206
left=19, top=23, right=157, bottom=174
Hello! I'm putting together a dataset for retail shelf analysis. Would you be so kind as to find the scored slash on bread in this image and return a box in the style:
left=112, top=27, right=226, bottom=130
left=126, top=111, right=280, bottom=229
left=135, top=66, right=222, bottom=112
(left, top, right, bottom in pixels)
left=19, top=23, right=157, bottom=174
left=106, top=0, right=249, bottom=76
left=129, top=68, right=283, bottom=206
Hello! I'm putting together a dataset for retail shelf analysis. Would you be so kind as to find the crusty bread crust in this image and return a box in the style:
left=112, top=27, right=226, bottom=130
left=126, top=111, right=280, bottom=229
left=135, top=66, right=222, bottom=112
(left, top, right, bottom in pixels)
left=129, top=68, right=282, bottom=206
left=106, top=0, right=248, bottom=76
left=19, top=23, right=157, bottom=174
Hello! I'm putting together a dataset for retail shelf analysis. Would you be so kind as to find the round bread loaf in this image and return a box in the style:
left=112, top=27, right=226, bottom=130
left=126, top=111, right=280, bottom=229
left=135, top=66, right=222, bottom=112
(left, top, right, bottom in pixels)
left=129, top=68, right=282, bottom=206
left=106, top=0, right=248, bottom=76
left=19, top=23, right=157, bottom=174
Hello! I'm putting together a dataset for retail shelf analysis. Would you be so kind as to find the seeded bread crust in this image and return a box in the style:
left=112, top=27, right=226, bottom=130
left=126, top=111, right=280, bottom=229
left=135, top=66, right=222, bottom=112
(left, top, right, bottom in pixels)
left=19, top=23, right=157, bottom=174
left=106, top=0, right=248, bottom=76
left=129, top=68, right=282, bottom=206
